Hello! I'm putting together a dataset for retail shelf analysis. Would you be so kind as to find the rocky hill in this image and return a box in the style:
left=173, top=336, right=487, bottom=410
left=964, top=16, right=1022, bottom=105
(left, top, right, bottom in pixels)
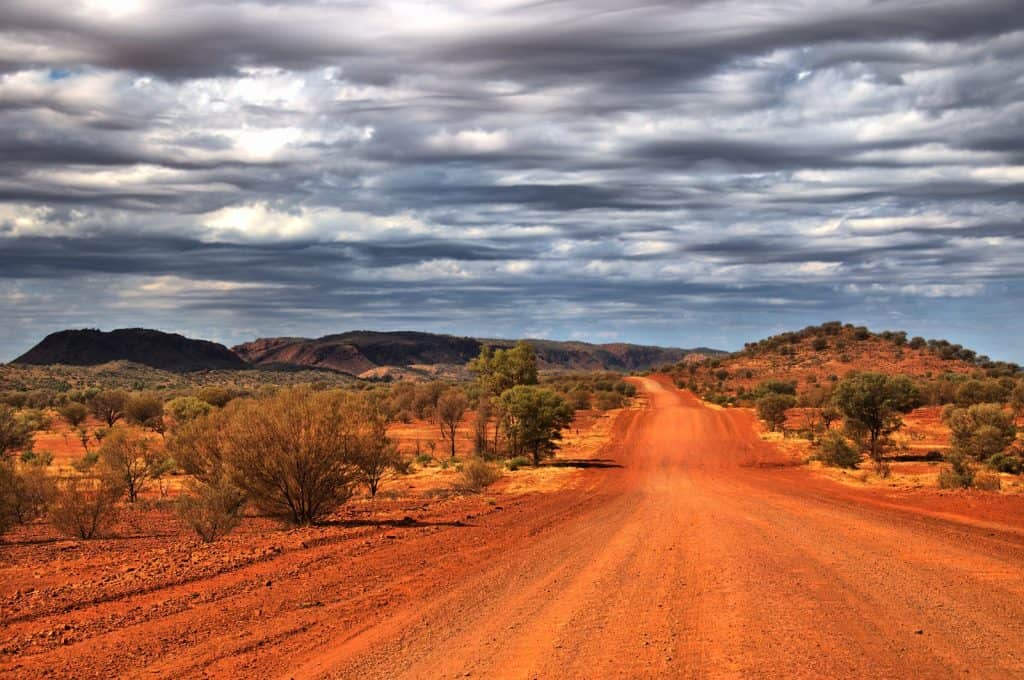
left=12, top=328, right=249, bottom=372
left=669, top=321, right=1019, bottom=403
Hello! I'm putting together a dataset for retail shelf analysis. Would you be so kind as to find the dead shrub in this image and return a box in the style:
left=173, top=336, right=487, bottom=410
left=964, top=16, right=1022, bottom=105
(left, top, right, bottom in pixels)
left=49, top=475, right=123, bottom=539
left=973, top=471, right=1002, bottom=491
left=176, top=478, right=246, bottom=542
left=456, top=458, right=502, bottom=493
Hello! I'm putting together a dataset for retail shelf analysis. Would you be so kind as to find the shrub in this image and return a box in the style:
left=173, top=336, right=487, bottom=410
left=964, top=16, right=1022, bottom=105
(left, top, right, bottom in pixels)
left=0, top=404, right=35, bottom=459
left=955, top=380, right=1009, bottom=407
left=18, top=409, right=51, bottom=433
left=943, top=403, right=1016, bottom=461
left=756, top=393, right=795, bottom=432
left=58, top=402, right=90, bottom=429
left=817, top=432, right=861, bottom=468
left=49, top=475, right=123, bottom=539
left=125, top=393, right=166, bottom=435
left=98, top=427, right=170, bottom=503
left=176, top=478, right=246, bottom=542
left=811, top=337, right=828, bottom=351
left=165, top=396, right=213, bottom=424
left=938, top=452, right=974, bottom=489
left=0, top=464, right=15, bottom=536
left=391, top=456, right=413, bottom=475
left=569, top=389, right=591, bottom=410
left=196, top=386, right=235, bottom=408
left=594, top=391, right=625, bottom=410
left=973, top=471, right=1002, bottom=491
left=89, top=390, right=129, bottom=427
left=457, top=458, right=502, bottom=493
left=754, top=380, right=797, bottom=397
left=986, top=452, right=1023, bottom=475
left=12, top=462, right=53, bottom=524
left=346, top=396, right=401, bottom=497
left=173, top=388, right=359, bottom=525
left=507, top=455, right=531, bottom=471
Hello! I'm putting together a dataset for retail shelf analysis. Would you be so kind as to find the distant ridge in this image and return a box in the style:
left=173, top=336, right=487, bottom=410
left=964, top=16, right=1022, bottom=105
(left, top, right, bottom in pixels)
left=234, top=330, right=720, bottom=375
left=11, top=328, right=723, bottom=376
left=13, top=328, right=249, bottom=372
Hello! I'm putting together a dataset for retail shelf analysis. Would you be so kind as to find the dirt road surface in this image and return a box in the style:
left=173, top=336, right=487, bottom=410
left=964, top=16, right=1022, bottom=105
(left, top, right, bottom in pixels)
left=4, top=376, right=1023, bottom=678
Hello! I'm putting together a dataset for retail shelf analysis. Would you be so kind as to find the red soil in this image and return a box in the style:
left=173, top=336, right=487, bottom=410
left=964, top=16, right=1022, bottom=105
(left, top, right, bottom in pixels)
left=2, top=377, right=1023, bottom=678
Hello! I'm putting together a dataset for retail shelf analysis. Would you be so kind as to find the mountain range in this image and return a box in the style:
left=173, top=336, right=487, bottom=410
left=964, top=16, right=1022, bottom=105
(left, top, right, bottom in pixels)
left=12, top=328, right=719, bottom=378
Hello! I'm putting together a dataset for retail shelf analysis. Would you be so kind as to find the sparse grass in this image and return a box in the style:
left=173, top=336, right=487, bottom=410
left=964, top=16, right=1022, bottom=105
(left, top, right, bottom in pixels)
left=973, top=472, right=1002, bottom=491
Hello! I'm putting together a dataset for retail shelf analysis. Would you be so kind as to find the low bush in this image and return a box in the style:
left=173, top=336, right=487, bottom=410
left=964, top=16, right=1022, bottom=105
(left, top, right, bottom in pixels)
left=392, top=456, right=414, bottom=475
left=0, top=464, right=18, bottom=535
left=506, top=455, right=531, bottom=471
left=986, top=452, right=1023, bottom=475
left=49, top=475, right=123, bottom=539
left=937, top=452, right=974, bottom=489
left=973, top=471, right=1002, bottom=491
left=756, top=393, right=796, bottom=432
left=816, top=432, right=861, bottom=468
left=457, top=458, right=502, bottom=493
left=176, top=478, right=246, bottom=543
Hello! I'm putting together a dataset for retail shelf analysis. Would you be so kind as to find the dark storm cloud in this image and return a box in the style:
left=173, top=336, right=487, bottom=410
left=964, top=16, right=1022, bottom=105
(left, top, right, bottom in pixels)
left=1, top=0, right=1023, bottom=362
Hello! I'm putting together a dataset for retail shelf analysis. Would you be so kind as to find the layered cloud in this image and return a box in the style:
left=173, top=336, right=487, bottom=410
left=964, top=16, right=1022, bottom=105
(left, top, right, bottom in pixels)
left=1, top=1, right=1022, bottom=359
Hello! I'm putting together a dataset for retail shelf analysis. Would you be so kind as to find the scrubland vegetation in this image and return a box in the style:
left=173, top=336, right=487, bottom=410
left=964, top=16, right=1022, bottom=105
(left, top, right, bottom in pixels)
left=0, top=342, right=634, bottom=545
left=663, top=322, right=1023, bottom=490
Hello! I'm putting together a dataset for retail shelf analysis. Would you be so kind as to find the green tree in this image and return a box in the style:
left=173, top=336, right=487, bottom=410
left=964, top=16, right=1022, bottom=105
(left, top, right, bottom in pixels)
left=90, top=390, right=129, bottom=427
left=0, top=405, right=35, bottom=460
left=833, top=373, right=918, bottom=473
left=943, top=403, right=1017, bottom=462
left=753, top=380, right=797, bottom=398
left=125, top=393, right=166, bottom=436
left=756, top=393, right=795, bottom=432
left=498, top=386, right=573, bottom=465
left=165, top=396, right=214, bottom=425
left=98, top=427, right=169, bottom=503
left=1, top=458, right=55, bottom=534
left=955, top=380, right=1009, bottom=407
left=1011, top=382, right=1024, bottom=416
left=345, top=395, right=400, bottom=497
left=58, top=402, right=89, bottom=429
left=469, top=341, right=539, bottom=397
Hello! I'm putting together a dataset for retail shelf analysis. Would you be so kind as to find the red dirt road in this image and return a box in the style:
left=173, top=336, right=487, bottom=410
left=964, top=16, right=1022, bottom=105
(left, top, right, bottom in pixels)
left=4, top=377, right=1024, bottom=678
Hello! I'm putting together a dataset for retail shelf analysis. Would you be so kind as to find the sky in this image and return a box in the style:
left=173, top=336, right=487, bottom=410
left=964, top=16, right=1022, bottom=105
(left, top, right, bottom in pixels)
left=1, top=0, right=1023, bottom=362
